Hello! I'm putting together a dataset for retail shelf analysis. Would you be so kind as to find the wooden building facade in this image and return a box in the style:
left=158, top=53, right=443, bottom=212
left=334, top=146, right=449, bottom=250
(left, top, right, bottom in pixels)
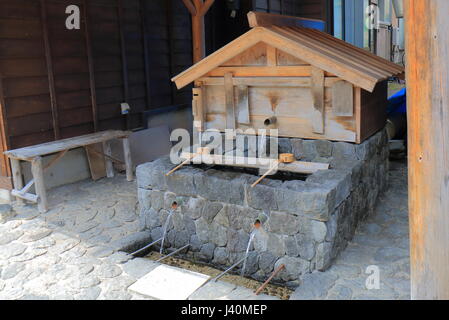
left=0, top=0, right=333, bottom=188
left=173, top=13, right=404, bottom=144
left=0, top=0, right=194, bottom=188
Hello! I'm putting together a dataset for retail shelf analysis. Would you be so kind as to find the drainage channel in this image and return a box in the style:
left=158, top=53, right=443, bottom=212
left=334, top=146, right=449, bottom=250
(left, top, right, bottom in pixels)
left=132, top=203, right=292, bottom=300
left=144, top=251, right=293, bottom=300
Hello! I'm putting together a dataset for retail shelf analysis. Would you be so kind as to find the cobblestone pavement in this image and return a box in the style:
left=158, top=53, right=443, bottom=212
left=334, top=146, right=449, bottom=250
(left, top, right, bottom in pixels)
left=0, top=160, right=410, bottom=300
left=291, top=160, right=410, bottom=300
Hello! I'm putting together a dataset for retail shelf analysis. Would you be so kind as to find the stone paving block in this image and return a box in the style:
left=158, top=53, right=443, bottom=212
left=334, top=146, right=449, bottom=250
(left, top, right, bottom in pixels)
left=121, top=258, right=159, bottom=279
left=128, top=264, right=210, bottom=300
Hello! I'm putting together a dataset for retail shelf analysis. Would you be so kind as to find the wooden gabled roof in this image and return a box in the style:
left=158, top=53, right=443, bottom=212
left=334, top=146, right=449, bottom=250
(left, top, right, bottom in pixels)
left=172, top=25, right=404, bottom=93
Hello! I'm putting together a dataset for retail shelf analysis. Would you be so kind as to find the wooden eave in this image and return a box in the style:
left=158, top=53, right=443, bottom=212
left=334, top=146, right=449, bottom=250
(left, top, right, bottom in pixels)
left=172, top=26, right=404, bottom=93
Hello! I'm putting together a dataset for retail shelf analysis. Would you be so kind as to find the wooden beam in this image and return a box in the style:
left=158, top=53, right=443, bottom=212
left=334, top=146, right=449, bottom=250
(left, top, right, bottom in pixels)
left=180, top=152, right=329, bottom=174
left=247, top=11, right=324, bottom=28
left=10, top=159, right=23, bottom=204
left=40, top=0, right=60, bottom=140
left=183, top=0, right=216, bottom=63
left=224, top=72, right=236, bottom=129
left=192, top=0, right=205, bottom=63
left=31, top=156, right=47, bottom=213
left=172, top=27, right=265, bottom=88
left=182, top=0, right=197, bottom=16
left=198, top=76, right=340, bottom=87
left=332, top=80, right=354, bottom=117
left=0, top=76, right=11, bottom=178
left=311, top=67, right=325, bottom=134
left=83, top=0, right=99, bottom=132
left=207, top=66, right=332, bottom=77
left=405, top=0, right=449, bottom=300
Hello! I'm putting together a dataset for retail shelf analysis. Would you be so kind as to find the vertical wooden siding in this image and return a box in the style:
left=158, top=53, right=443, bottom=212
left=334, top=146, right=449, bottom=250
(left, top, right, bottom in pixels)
left=254, top=0, right=329, bottom=21
left=0, top=0, right=192, bottom=184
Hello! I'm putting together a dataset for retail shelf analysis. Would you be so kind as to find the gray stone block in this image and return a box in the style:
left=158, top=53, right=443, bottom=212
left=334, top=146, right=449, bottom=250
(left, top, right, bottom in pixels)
left=285, top=236, right=299, bottom=257
left=137, top=189, right=152, bottom=210
left=276, top=182, right=336, bottom=221
left=136, top=159, right=168, bottom=190
left=195, top=218, right=210, bottom=243
left=213, top=247, right=228, bottom=265
left=259, top=252, right=277, bottom=273
left=310, top=220, right=327, bottom=242
left=307, top=169, right=352, bottom=208
left=296, top=233, right=316, bottom=261
left=266, top=211, right=300, bottom=236
left=202, top=202, right=223, bottom=223
left=183, top=197, right=206, bottom=220
left=165, top=170, right=197, bottom=197
left=209, top=222, right=227, bottom=247
left=194, top=170, right=246, bottom=205
left=290, top=271, right=338, bottom=300
left=150, top=191, right=164, bottom=211
left=189, top=235, right=202, bottom=252
left=246, top=184, right=278, bottom=211
left=315, top=242, right=333, bottom=271
left=174, top=230, right=190, bottom=247
left=183, top=215, right=196, bottom=236
left=242, top=251, right=259, bottom=276
left=199, top=243, right=216, bottom=261
left=333, top=142, right=357, bottom=161
left=266, top=233, right=285, bottom=257
left=275, top=256, right=310, bottom=281
left=227, top=229, right=250, bottom=253
left=278, top=138, right=292, bottom=154
left=314, top=140, right=333, bottom=158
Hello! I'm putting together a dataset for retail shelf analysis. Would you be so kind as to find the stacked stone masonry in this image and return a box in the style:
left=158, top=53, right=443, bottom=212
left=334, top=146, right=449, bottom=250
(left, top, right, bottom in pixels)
left=137, top=128, right=389, bottom=287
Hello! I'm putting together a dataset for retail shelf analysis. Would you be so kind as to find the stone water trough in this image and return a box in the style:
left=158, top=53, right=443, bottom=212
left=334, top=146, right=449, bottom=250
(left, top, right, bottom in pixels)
left=136, top=129, right=389, bottom=287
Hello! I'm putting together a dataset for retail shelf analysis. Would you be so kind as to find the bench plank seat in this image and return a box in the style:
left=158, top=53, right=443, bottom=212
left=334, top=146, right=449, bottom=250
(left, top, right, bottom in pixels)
left=5, top=130, right=130, bottom=160
left=4, top=130, right=133, bottom=213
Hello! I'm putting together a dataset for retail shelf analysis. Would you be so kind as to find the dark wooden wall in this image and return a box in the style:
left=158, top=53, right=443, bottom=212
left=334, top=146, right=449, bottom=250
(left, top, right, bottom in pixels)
left=206, top=0, right=332, bottom=54
left=0, top=0, right=192, bottom=184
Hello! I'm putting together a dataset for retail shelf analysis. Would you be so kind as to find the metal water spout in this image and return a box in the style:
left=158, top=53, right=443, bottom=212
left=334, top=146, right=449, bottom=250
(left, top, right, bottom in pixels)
left=240, top=210, right=271, bottom=276
left=159, top=199, right=182, bottom=254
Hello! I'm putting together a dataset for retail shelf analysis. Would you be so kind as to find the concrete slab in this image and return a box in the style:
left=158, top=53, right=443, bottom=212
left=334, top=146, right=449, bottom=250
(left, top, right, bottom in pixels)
left=128, top=264, right=210, bottom=300
left=188, top=281, right=237, bottom=300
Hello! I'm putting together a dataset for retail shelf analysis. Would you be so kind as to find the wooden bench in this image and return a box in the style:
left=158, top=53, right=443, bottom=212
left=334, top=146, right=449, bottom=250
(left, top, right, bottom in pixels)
left=4, top=130, right=133, bottom=213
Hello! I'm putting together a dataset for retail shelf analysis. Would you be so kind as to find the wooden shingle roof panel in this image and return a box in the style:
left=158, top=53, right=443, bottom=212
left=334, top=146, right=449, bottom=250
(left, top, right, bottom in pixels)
left=172, top=26, right=405, bottom=92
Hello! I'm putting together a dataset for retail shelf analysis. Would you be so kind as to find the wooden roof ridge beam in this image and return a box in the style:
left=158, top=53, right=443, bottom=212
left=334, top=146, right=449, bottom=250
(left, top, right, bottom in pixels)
left=247, top=11, right=324, bottom=28
left=171, top=27, right=266, bottom=89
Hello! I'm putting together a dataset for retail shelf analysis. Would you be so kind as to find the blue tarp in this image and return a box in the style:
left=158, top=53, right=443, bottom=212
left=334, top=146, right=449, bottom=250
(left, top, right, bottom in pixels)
left=387, top=88, right=407, bottom=115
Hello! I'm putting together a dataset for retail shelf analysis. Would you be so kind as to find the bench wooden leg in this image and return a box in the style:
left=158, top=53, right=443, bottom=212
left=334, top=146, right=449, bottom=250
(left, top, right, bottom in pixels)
left=10, top=158, right=24, bottom=204
left=102, top=140, right=114, bottom=178
left=31, top=156, right=47, bottom=213
left=122, top=137, right=133, bottom=181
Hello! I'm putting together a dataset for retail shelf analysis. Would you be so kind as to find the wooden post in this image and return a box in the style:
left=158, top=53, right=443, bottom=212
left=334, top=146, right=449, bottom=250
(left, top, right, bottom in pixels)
left=102, top=141, right=114, bottom=178
left=182, top=0, right=215, bottom=63
left=31, top=156, right=47, bottom=213
left=405, top=0, right=449, bottom=299
left=122, top=138, right=133, bottom=181
left=10, top=159, right=24, bottom=204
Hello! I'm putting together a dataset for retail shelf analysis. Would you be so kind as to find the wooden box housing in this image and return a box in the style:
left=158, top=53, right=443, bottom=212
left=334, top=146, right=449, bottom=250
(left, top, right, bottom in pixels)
left=172, top=14, right=404, bottom=144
